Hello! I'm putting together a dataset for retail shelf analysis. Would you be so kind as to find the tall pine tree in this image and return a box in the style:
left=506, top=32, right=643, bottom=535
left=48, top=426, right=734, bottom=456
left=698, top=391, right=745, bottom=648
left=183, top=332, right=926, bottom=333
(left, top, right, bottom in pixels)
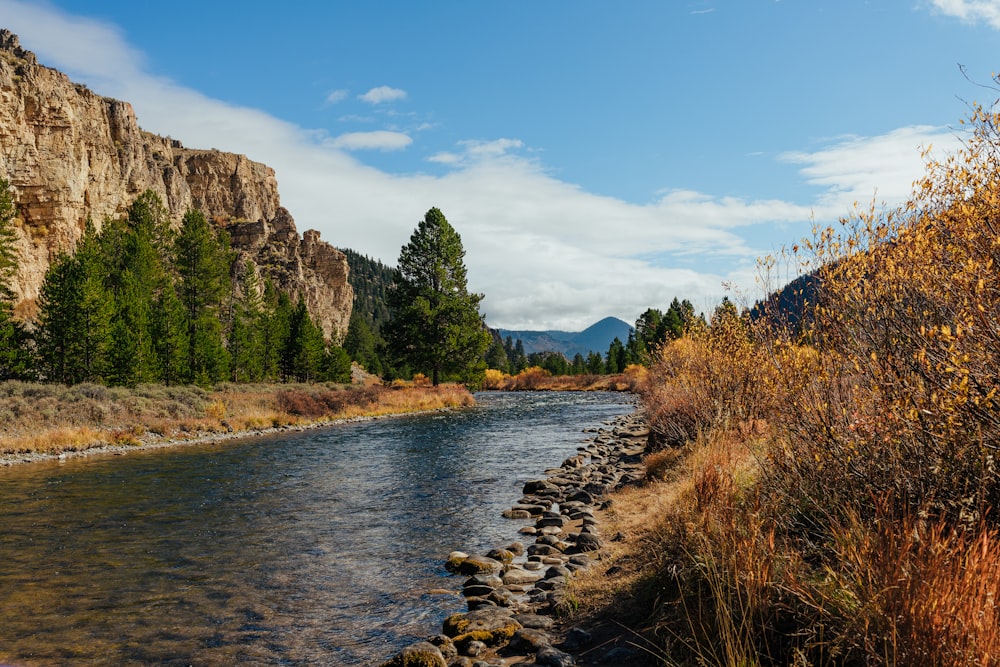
left=228, top=261, right=267, bottom=383
left=386, top=208, right=490, bottom=385
left=174, top=209, right=233, bottom=385
left=36, top=220, right=112, bottom=383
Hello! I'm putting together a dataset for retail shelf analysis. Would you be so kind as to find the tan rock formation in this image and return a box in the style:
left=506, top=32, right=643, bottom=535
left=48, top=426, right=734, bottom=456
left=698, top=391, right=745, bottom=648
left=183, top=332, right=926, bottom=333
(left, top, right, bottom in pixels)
left=0, top=29, right=352, bottom=339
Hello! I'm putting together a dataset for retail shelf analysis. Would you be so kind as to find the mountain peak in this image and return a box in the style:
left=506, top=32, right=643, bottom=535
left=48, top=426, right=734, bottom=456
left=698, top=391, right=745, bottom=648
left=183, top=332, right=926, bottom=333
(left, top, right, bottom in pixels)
left=497, top=317, right=633, bottom=358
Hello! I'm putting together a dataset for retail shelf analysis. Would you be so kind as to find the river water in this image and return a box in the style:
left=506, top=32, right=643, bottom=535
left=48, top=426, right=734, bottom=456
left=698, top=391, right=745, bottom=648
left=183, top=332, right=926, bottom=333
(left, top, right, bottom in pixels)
left=0, top=391, right=634, bottom=666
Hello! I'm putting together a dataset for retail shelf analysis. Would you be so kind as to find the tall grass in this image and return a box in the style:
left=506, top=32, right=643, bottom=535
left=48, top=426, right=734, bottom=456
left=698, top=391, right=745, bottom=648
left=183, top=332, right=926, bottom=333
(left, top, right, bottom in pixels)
left=0, top=381, right=473, bottom=458
left=571, top=107, right=1000, bottom=665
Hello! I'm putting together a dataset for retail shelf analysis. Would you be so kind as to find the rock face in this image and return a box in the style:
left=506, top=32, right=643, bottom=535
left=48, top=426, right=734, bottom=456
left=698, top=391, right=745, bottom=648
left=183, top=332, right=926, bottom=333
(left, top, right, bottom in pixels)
left=0, top=29, right=352, bottom=339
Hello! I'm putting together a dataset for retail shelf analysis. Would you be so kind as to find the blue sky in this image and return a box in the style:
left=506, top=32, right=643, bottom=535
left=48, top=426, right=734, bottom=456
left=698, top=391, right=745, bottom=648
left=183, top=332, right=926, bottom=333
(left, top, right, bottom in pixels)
left=1, top=1, right=999, bottom=329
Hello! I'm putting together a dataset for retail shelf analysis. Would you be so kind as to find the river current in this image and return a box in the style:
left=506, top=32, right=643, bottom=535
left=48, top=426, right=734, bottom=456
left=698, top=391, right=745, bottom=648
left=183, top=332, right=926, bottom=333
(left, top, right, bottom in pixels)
left=0, top=391, right=634, bottom=666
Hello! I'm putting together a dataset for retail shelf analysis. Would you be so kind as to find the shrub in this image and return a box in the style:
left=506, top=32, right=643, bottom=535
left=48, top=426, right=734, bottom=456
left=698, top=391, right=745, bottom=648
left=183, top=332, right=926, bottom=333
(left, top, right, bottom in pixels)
left=276, top=390, right=325, bottom=418
left=482, top=368, right=507, bottom=389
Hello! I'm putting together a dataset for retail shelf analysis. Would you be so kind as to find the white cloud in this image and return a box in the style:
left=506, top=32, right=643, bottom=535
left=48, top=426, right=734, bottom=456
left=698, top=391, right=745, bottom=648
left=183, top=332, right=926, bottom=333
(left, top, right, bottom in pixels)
left=429, top=138, right=526, bottom=167
left=359, top=85, right=407, bottom=104
left=325, top=89, right=349, bottom=104
left=428, top=152, right=462, bottom=165
left=929, top=0, right=1000, bottom=28
left=0, top=0, right=959, bottom=330
left=329, top=131, right=413, bottom=151
left=779, top=125, right=960, bottom=212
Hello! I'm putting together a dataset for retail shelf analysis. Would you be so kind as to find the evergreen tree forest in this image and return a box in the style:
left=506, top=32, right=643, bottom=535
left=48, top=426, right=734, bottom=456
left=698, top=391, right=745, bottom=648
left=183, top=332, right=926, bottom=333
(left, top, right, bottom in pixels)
left=340, top=221, right=710, bottom=380
left=339, top=247, right=394, bottom=377
left=21, top=189, right=352, bottom=387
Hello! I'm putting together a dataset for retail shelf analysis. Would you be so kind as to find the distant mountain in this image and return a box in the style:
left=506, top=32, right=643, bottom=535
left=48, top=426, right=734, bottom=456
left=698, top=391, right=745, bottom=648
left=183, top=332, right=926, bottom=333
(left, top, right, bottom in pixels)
left=497, top=317, right=633, bottom=358
left=749, top=269, right=821, bottom=332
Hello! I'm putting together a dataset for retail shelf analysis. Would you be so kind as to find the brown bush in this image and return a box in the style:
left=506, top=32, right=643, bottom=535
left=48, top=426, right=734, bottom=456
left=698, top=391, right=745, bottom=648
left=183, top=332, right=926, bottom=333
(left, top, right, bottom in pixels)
left=276, top=390, right=325, bottom=417
left=614, top=107, right=1000, bottom=665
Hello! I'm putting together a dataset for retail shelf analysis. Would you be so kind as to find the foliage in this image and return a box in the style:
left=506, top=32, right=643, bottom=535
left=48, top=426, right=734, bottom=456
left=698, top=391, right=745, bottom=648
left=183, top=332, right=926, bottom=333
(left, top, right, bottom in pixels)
left=632, top=298, right=699, bottom=364
left=386, top=208, right=491, bottom=385
left=0, top=178, right=31, bottom=379
left=174, top=208, right=232, bottom=385
left=590, top=106, right=1000, bottom=665
left=27, top=191, right=349, bottom=388
left=339, top=247, right=395, bottom=375
left=344, top=311, right=383, bottom=376
left=0, top=177, right=20, bottom=303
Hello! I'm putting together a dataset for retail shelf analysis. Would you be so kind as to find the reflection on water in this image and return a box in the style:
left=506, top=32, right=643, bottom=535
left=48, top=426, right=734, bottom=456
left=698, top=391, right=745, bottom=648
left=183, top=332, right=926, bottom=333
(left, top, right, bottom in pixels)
left=0, top=391, right=633, bottom=666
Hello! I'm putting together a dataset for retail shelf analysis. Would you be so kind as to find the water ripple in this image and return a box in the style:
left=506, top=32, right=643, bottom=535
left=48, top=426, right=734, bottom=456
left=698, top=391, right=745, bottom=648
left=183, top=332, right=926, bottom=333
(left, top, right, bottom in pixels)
left=0, top=391, right=633, bottom=666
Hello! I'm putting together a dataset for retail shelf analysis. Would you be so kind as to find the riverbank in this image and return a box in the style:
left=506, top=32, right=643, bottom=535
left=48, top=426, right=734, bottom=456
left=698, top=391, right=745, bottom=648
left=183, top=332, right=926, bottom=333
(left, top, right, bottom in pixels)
left=0, top=381, right=474, bottom=466
left=379, top=407, right=654, bottom=667
left=482, top=366, right=647, bottom=392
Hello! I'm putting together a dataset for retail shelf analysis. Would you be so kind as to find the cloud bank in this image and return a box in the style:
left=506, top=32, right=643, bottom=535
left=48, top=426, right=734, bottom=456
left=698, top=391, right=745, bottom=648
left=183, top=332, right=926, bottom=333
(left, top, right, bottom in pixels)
left=0, top=0, right=965, bottom=330
left=930, top=0, right=1000, bottom=28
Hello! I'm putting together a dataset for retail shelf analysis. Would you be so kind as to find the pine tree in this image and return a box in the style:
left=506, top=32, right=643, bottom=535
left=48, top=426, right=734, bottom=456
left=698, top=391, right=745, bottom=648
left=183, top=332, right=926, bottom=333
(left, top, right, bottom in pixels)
left=323, top=345, right=353, bottom=383
left=151, top=280, right=188, bottom=385
left=228, top=261, right=266, bottom=383
left=512, top=339, right=528, bottom=373
left=484, top=337, right=510, bottom=374
left=101, top=194, right=173, bottom=386
left=386, top=208, right=490, bottom=385
left=175, top=209, right=232, bottom=385
left=264, top=287, right=293, bottom=381
left=107, top=267, right=157, bottom=386
left=343, top=311, right=382, bottom=375
left=606, top=337, right=627, bottom=374
left=0, top=178, right=30, bottom=379
left=36, top=221, right=112, bottom=383
left=283, top=295, right=325, bottom=382
left=585, top=351, right=605, bottom=375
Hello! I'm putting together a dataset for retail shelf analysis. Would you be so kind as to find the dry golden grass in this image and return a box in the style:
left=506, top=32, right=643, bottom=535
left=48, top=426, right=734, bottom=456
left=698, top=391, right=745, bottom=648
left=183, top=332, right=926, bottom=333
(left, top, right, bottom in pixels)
left=585, top=106, right=1000, bottom=666
left=483, top=364, right=647, bottom=392
left=0, top=381, right=474, bottom=459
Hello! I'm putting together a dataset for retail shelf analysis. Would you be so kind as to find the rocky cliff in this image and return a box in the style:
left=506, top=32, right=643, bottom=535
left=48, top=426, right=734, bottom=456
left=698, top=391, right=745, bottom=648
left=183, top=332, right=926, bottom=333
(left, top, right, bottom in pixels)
left=0, top=30, right=352, bottom=340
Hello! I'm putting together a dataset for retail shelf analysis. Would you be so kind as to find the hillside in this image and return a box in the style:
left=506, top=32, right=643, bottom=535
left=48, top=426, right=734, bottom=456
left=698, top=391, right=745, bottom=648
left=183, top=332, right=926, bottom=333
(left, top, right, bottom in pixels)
left=497, top=316, right=633, bottom=358
left=340, top=248, right=394, bottom=333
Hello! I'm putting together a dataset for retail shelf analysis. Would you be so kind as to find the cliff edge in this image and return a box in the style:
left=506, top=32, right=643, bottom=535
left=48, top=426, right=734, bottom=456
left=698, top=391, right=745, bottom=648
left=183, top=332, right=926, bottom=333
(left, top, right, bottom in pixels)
left=0, top=29, right=352, bottom=340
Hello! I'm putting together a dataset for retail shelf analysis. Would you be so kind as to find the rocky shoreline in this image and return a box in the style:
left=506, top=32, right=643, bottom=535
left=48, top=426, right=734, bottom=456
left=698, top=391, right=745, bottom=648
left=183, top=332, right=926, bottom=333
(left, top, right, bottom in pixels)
left=380, top=410, right=650, bottom=667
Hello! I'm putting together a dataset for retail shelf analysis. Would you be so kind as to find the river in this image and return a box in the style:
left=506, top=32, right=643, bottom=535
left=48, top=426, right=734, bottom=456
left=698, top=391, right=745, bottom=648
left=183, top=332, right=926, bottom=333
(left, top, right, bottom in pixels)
left=0, top=391, right=634, bottom=666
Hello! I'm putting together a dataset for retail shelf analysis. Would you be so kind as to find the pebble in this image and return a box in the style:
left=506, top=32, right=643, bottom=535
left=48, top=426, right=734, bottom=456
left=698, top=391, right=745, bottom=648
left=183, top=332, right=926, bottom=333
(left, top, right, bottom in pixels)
left=380, top=410, right=649, bottom=667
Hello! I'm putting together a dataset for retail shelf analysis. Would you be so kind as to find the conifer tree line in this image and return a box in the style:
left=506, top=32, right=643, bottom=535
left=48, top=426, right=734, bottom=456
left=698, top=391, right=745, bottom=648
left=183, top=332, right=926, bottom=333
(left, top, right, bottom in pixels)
left=481, top=297, right=716, bottom=377
left=0, top=185, right=351, bottom=386
left=340, top=228, right=731, bottom=380
left=338, top=225, right=716, bottom=380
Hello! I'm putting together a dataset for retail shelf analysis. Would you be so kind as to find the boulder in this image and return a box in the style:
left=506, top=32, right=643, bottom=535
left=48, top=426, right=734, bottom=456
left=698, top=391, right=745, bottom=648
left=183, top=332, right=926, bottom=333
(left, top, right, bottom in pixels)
left=522, top=479, right=555, bottom=494
left=457, top=555, right=504, bottom=576
left=379, top=641, right=447, bottom=667
left=536, top=645, right=576, bottom=667
left=503, top=568, right=543, bottom=586
left=561, top=627, right=592, bottom=651
left=568, top=532, right=603, bottom=553
left=485, top=548, right=514, bottom=563
left=509, top=628, right=552, bottom=652
left=444, top=551, right=469, bottom=573
left=513, top=613, right=555, bottom=630
left=442, top=608, right=522, bottom=647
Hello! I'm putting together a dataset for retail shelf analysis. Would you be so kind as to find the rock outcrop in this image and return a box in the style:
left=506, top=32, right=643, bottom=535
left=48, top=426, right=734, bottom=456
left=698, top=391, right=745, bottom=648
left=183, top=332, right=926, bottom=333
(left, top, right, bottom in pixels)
left=0, top=29, right=351, bottom=339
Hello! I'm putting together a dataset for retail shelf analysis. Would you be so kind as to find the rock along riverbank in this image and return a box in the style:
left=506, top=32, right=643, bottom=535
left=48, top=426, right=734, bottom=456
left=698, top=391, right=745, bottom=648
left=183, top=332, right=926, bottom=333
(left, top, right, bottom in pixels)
left=379, top=408, right=650, bottom=667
